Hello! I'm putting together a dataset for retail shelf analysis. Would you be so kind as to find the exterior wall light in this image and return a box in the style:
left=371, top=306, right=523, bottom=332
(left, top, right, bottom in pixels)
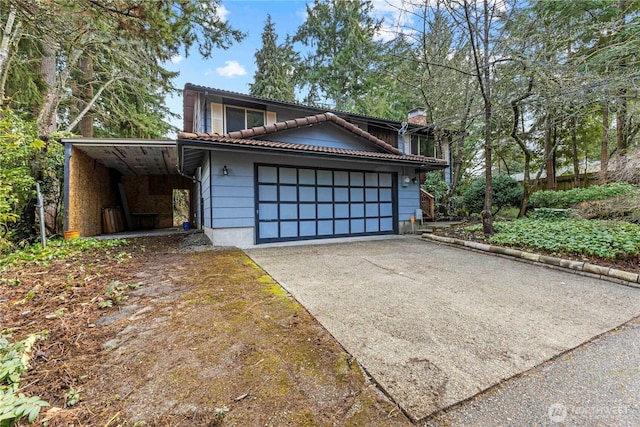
left=222, top=165, right=228, bottom=176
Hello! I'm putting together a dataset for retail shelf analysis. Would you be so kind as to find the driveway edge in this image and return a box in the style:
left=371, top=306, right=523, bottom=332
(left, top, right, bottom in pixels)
left=422, top=233, right=640, bottom=289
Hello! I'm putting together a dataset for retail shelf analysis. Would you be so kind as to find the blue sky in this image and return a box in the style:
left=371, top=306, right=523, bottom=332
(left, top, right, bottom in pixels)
left=164, top=0, right=409, bottom=135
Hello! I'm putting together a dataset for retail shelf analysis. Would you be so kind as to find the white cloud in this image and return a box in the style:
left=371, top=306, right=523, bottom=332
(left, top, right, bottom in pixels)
left=170, top=55, right=184, bottom=64
left=216, top=60, right=247, bottom=78
left=216, top=4, right=230, bottom=21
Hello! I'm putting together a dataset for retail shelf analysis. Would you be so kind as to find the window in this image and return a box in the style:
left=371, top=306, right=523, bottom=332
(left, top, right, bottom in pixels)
left=411, top=134, right=435, bottom=157
left=225, top=106, right=265, bottom=132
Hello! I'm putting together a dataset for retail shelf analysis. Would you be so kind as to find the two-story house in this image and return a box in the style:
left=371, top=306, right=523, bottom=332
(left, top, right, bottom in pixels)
left=62, top=84, right=449, bottom=247
left=177, top=85, right=448, bottom=246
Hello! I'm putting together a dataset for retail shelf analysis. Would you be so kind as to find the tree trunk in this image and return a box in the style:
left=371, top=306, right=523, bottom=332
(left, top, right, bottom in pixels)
left=509, top=76, right=533, bottom=218
left=544, top=113, right=555, bottom=189
left=600, top=99, right=609, bottom=184
left=0, top=9, right=21, bottom=102
left=481, top=0, right=493, bottom=235
left=519, top=153, right=532, bottom=218
left=570, top=106, right=579, bottom=188
left=616, top=85, right=627, bottom=169
left=616, top=0, right=628, bottom=171
left=78, top=55, right=94, bottom=137
left=36, top=34, right=58, bottom=140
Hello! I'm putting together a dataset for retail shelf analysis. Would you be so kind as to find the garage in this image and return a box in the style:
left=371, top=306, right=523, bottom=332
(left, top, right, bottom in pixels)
left=256, top=165, right=396, bottom=243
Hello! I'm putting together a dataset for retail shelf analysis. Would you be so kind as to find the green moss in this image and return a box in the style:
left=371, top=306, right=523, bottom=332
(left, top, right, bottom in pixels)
left=257, top=274, right=274, bottom=284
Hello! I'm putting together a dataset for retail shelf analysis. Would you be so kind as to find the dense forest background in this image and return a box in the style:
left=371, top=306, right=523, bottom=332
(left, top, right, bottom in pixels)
left=1, top=0, right=639, bottom=246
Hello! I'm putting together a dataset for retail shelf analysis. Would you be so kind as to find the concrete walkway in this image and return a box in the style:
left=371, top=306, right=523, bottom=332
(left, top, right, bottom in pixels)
left=245, top=237, right=640, bottom=422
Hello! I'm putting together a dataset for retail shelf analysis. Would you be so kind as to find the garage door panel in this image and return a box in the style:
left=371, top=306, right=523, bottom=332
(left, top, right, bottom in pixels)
left=299, top=187, right=316, bottom=202
left=366, top=218, right=380, bottom=232
left=300, top=204, right=316, bottom=219
left=280, top=222, right=298, bottom=237
left=350, top=171, right=364, bottom=186
left=300, top=221, right=316, bottom=236
left=280, top=204, right=298, bottom=220
left=280, top=186, right=297, bottom=202
left=259, top=185, right=278, bottom=201
left=259, top=203, right=278, bottom=220
left=260, top=222, right=278, bottom=239
left=258, top=166, right=278, bottom=183
left=280, top=168, right=297, bottom=184
left=335, top=188, right=349, bottom=201
left=335, top=204, right=349, bottom=218
left=256, top=165, right=397, bottom=243
left=318, top=221, right=333, bottom=235
left=351, top=219, right=365, bottom=233
left=317, top=170, right=332, bottom=185
left=335, top=171, right=349, bottom=185
left=318, top=204, right=333, bottom=218
left=335, top=220, right=349, bottom=234
left=350, top=188, right=364, bottom=202
left=350, top=203, right=364, bottom=217
left=299, top=169, right=316, bottom=185
left=318, top=187, right=333, bottom=201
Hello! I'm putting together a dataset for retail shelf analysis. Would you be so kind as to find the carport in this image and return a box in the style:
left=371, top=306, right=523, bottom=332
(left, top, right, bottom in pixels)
left=62, top=138, right=198, bottom=237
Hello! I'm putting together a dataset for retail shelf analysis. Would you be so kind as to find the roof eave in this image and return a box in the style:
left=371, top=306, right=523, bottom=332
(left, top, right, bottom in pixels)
left=177, top=139, right=448, bottom=170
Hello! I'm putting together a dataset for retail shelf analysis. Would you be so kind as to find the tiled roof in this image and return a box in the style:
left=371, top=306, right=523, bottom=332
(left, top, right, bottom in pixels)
left=223, top=112, right=402, bottom=155
left=177, top=132, right=447, bottom=166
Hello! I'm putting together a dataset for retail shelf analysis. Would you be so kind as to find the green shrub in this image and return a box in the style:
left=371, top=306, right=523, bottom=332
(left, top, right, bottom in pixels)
left=467, top=219, right=640, bottom=259
left=528, top=183, right=637, bottom=209
left=463, top=174, right=522, bottom=215
left=0, top=238, right=128, bottom=270
left=421, top=172, right=449, bottom=218
left=0, top=333, right=49, bottom=426
left=528, top=208, right=574, bottom=221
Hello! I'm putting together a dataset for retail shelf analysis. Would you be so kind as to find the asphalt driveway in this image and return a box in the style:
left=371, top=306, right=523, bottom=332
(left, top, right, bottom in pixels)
left=245, top=237, right=640, bottom=422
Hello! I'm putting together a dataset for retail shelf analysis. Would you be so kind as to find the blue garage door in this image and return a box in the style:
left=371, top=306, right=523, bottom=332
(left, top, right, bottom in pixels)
left=256, top=165, right=396, bottom=243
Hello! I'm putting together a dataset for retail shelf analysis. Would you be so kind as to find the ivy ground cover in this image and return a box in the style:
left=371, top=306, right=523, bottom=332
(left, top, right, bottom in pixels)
left=466, top=219, right=640, bottom=260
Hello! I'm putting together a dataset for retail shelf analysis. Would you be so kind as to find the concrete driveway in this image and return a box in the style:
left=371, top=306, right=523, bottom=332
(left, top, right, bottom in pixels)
left=245, top=237, right=640, bottom=422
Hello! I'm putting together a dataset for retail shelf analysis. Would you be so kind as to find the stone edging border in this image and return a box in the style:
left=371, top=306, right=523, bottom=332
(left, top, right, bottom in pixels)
left=422, top=233, right=640, bottom=288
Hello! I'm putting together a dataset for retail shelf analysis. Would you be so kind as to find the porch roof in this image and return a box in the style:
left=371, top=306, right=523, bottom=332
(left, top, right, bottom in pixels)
left=61, top=138, right=179, bottom=176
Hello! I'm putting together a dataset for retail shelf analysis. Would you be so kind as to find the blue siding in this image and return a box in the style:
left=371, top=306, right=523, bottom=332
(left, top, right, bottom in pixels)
left=201, top=154, right=212, bottom=227
left=209, top=152, right=255, bottom=228
left=259, top=125, right=378, bottom=152
left=398, top=183, right=420, bottom=220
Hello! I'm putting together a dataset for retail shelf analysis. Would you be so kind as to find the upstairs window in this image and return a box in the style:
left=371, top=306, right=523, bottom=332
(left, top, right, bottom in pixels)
left=225, top=106, right=265, bottom=132
left=411, top=134, right=435, bottom=157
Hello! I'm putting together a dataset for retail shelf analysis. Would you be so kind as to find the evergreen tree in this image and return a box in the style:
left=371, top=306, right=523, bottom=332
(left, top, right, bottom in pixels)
left=250, top=15, right=298, bottom=102
left=293, top=0, right=386, bottom=111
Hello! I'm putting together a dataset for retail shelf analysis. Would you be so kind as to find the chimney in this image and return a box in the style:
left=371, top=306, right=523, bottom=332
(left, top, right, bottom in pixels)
left=407, top=107, right=427, bottom=126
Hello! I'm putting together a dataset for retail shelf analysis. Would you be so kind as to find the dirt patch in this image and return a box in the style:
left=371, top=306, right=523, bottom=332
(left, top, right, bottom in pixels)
left=1, top=234, right=411, bottom=426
